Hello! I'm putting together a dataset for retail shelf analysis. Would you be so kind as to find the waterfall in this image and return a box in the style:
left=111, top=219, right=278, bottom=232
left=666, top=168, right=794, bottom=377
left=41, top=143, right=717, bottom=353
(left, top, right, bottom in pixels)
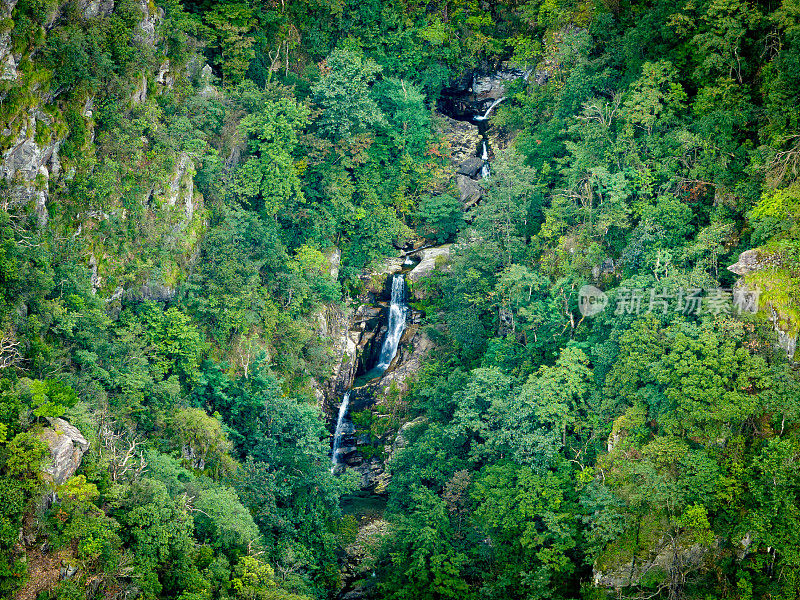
left=330, top=275, right=409, bottom=473
left=331, top=391, right=351, bottom=471
left=374, top=274, right=409, bottom=372
left=474, top=96, right=505, bottom=121
left=480, top=140, right=490, bottom=179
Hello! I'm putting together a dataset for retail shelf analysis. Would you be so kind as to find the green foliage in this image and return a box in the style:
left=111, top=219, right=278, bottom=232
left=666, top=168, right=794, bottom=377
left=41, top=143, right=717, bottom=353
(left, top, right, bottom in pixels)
left=204, top=2, right=256, bottom=86
left=3, top=0, right=800, bottom=598
left=415, top=193, right=463, bottom=243
left=623, top=60, right=687, bottom=135
left=233, top=86, right=310, bottom=217
left=312, top=47, right=386, bottom=141
left=193, top=485, right=260, bottom=555
left=379, top=487, right=468, bottom=600
left=471, top=462, right=577, bottom=599
left=172, top=407, right=235, bottom=478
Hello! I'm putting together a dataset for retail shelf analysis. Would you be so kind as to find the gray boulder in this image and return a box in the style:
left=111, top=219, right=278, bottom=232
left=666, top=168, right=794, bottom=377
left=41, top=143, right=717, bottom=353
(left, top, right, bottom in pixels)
left=727, top=248, right=780, bottom=276
left=457, top=156, right=484, bottom=178
left=39, top=418, right=90, bottom=485
left=434, top=112, right=482, bottom=166
left=456, top=173, right=482, bottom=207
left=728, top=249, right=796, bottom=360
left=408, top=245, right=451, bottom=284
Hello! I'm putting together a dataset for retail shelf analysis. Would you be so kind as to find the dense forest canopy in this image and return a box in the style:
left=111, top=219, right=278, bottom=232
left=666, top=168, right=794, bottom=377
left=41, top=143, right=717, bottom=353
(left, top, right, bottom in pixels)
left=0, top=0, right=799, bottom=598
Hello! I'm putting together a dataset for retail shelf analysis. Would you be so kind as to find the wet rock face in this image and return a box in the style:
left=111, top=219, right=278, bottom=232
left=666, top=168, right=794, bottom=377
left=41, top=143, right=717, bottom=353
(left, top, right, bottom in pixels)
left=327, top=306, right=431, bottom=492
left=432, top=113, right=487, bottom=206
left=435, top=112, right=482, bottom=167
left=333, top=326, right=433, bottom=489
left=38, top=418, right=90, bottom=485
left=437, top=67, right=525, bottom=121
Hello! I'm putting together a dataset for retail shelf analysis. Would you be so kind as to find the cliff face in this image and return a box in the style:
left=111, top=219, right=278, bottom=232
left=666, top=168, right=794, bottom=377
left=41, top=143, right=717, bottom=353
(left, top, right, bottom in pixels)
left=325, top=248, right=450, bottom=492
left=728, top=248, right=798, bottom=360
left=1, top=0, right=207, bottom=299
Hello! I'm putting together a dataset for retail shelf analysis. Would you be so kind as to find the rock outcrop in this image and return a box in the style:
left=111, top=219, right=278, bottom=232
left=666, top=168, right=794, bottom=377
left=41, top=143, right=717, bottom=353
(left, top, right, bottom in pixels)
left=727, top=248, right=781, bottom=276
left=165, top=151, right=196, bottom=223
left=728, top=249, right=797, bottom=360
left=376, top=327, right=433, bottom=394
left=456, top=173, right=483, bottom=208
left=594, top=537, right=715, bottom=590
left=1, top=109, right=64, bottom=225
left=408, top=245, right=452, bottom=285
left=81, top=0, right=115, bottom=18
left=438, top=66, right=525, bottom=120
left=199, top=64, right=220, bottom=98
left=39, top=418, right=90, bottom=486
left=434, top=112, right=482, bottom=167
left=134, top=0, right=162, bottom=45
left=457, top=156, right=485, bottom=178
left=0, top=30, right=17, bottom=81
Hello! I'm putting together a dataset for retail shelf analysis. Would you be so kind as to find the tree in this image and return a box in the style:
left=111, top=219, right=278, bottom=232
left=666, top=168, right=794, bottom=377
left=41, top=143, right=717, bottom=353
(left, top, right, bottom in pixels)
left=312, top=47, right=386, bottom=141
left=470, top=462, right=577, bottom=599
left=450, top=366, right=513, bottom=462
left=173, top=407, right=235, bottom=478
left=205, top=2, right=256, bottom=86
left=622, top=61, right=687, bottom=135
left=504, top=346, right=593, bottom=465
left=193, top=485, right=261, bottom=555
left=233, top=89, right=311, bottom=217
left=372, top=77, right=431, bottom=154
left=114, top=478, right=200, bottom=600
left=494, top=264, right=554, bottom=344
left=230, top=555, right=311, bottom=600
left=473, top=150, right=538, bottom=266
left=379, top=487, right=469, bottom=600
left=415, top=193, right=464, bottom=243
left=691, top=0, right=761, bottom=85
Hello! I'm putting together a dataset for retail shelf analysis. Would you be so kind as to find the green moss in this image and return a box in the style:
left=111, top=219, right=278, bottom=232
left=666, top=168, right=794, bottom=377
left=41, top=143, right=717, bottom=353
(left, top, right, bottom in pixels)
left=52, top=118, right=68, bottom=141
left=595, top=511, right=666, bottom=572
left=368, top=272, right=389, bottom=294
left=34, top=120, right=50, bottom=145
left=747, top=268, right=800, bottom=336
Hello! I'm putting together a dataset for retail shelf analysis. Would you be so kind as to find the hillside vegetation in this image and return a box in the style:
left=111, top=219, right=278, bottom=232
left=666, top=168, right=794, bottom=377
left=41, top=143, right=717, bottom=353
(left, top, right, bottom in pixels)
left=0, top=0, right=799, bottom=599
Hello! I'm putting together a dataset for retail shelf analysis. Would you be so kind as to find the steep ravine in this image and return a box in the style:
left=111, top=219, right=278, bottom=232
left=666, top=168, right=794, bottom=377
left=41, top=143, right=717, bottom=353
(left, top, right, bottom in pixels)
left=325, top=68, right=524, bottom=599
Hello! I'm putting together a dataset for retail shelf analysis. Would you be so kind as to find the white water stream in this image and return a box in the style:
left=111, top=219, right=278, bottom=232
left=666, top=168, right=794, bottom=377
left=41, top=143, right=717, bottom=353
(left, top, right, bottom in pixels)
left=331, top=274, right=408, bottom=471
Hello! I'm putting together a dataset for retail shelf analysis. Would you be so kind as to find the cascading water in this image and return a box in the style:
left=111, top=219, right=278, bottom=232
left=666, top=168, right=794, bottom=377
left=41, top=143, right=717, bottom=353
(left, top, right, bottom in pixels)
left=331, top=391, right=351, bottom=471
left=330, top=274, right=409, bottom=471
left=374, top=274, right=409, bottom=372
left=480, top=140, right=490, bottom=178
left=473, top=96, right=505, bottom=121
